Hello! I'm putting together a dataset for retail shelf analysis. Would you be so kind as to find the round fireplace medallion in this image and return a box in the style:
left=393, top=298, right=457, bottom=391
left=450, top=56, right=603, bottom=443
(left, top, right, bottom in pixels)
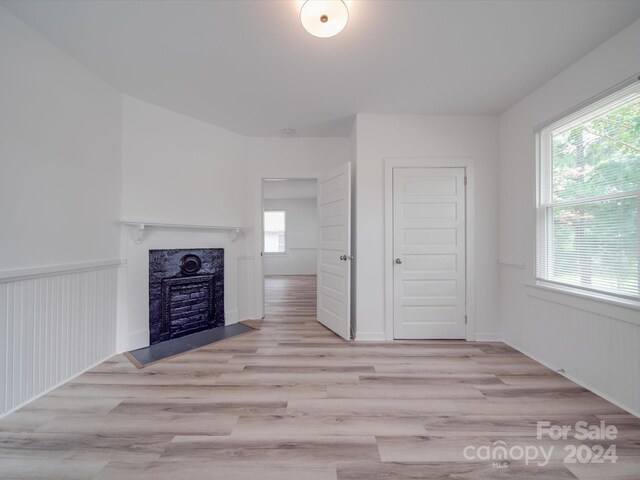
left=179, top=254, right=202, bottom=276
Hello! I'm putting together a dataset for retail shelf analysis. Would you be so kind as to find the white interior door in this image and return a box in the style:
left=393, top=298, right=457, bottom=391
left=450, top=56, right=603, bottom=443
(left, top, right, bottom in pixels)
left=317, top=162, right=351, bottom=340
left=393, top=167, right=466, bottom=339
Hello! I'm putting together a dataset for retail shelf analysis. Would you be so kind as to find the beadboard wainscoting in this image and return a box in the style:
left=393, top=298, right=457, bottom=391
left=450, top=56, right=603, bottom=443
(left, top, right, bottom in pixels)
left=500, top=265, right=640, bottom=417
left=0, top=261, right=121, bottom=417
left=238, top=255, right=257, bottom=321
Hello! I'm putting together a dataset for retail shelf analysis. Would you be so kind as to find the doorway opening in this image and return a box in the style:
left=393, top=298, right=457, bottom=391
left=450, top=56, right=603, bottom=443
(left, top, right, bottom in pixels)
left=262, top=179, right=318, bottom=320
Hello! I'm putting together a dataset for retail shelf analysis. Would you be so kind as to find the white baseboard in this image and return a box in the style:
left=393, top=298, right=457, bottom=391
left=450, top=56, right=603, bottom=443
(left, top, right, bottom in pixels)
left=502, top=338, right=640, bottom=419
left=0, top=353, right=114, bottom=419
left=355, top=331, right=501, bottom=342
left=475, top=333, right=502, bottom=342
left=354, top=331, right=498, bottom=342
left=265, top=274, right=318, bottom=277
left=355, top=331, right=386, bottom=342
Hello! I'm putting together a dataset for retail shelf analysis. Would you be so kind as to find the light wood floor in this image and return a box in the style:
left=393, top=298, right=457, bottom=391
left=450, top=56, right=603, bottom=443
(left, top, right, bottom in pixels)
left=1, top=274, right=639, bottom=479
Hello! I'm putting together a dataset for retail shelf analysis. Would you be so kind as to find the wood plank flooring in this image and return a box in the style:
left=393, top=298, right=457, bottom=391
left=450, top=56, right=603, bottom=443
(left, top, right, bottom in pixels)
left=1, top=274, right=639, bottom=479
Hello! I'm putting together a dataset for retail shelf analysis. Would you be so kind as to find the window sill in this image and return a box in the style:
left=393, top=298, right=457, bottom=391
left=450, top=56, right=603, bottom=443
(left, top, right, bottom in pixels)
left=263, top=252, right=289, bottom=257
left=525, top=281, right=640, bottom=327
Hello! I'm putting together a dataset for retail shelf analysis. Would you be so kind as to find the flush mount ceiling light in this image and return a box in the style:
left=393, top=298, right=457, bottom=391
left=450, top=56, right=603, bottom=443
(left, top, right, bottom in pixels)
left=300, top=0, right=348, bottom=38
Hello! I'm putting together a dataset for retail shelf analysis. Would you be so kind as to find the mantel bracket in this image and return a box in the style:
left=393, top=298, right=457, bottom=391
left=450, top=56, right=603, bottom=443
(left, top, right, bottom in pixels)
left=231, top=228, right=243, bottom=243
left=134, top=224, right=145, bottom=244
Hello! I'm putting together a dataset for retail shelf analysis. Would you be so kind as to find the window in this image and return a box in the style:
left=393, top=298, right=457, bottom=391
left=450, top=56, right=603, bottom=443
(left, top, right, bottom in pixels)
left=264, top=210, right=286, bottom=253
left=536, top=81, right=640, bottom=301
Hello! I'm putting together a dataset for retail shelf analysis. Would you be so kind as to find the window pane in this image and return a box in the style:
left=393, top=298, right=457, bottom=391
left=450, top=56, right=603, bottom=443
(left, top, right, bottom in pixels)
left=264, top=211, right=285, bottom=232
left=549, top=196, right=638, bottom=297
left=264, top=211, right=285, bottom=253
left=551, top=98, right=640, bottom=203
left=538, top=84, right=640, bottom=299
left=264, top=232, right=280, bottom=253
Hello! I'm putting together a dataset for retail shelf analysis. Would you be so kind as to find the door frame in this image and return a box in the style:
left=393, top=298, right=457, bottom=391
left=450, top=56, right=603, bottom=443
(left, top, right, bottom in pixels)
left=384, top=158, right=476, bottom=341
left=257, top=177, right=319, bottom=318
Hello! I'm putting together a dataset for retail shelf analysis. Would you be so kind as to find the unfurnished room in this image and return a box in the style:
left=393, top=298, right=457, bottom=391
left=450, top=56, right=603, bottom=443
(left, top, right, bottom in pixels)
left=1, top=1, right=639, bottom=479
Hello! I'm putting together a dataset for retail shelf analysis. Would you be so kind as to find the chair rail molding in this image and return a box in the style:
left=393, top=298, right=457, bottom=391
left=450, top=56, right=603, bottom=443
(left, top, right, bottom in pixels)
left=0, top=259, right=125, bottom=283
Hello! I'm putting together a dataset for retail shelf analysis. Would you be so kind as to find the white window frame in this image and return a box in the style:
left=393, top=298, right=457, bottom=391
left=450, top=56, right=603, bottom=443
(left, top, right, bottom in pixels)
left=534, top=78, right=640, bottom=308
left=263, top=210, right=287, bottom=255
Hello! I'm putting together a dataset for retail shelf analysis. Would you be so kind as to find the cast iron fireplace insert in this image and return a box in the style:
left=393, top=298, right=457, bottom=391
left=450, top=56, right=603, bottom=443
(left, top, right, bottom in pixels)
left=149, top=248, right=224, bottom=345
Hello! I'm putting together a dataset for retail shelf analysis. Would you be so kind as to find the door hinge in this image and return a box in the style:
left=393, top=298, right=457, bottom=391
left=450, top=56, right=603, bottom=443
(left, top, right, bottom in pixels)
left=464, top=176, right=467, bottom=186
left=465, top=315, right=468, bottom=325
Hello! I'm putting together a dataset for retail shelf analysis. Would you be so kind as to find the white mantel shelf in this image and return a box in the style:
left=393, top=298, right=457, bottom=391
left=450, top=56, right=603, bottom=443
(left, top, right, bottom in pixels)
left=121, top=221, right=249, bottom=244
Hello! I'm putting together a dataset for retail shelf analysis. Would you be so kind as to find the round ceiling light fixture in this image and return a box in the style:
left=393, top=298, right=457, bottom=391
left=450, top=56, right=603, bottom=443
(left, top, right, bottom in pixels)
left=300, top=0, right=348, bottom=38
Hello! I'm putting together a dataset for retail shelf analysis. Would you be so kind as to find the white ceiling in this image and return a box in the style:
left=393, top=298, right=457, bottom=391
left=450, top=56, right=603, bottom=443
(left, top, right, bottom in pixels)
left=263, top=179, right=317, bottom=200
left=3, top=0, right=640, bottom=137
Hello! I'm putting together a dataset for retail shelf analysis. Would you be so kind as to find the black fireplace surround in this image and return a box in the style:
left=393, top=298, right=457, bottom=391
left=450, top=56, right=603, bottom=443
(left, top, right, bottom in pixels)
left=149, top=248, right=224, bottom=345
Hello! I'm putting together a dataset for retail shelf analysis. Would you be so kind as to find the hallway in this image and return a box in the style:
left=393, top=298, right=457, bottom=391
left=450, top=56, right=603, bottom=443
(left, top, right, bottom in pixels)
left=264, top=274, right=317, bottom=320
left=0, top=276, right=639, bottom=479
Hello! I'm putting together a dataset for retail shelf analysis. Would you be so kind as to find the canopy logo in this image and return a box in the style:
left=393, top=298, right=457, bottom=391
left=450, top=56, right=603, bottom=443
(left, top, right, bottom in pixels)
left=463, top=441, right=554, bottom=467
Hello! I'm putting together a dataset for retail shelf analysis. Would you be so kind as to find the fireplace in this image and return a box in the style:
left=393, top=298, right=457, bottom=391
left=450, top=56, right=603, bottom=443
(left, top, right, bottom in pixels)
left=149, top=249, right=224, bottom=345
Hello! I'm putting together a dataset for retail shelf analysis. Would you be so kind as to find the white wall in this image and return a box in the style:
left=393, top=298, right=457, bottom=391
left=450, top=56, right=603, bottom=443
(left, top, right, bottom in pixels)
left=0, top=8, right=122, bottom=270
left=247, top=137, right=351, bottom=318
left=354, top=114, right=500, bottom=341
left=121, top=96, right=247, bottom=226
left=499, top=18, right=640, bottom=416
left=119, top=96, right=250, bottom=351
left=263, top=179, right=317, bottom=200
left=0, top=7, right=122, bottom=416
left=264, top=198, right=318, bottom=275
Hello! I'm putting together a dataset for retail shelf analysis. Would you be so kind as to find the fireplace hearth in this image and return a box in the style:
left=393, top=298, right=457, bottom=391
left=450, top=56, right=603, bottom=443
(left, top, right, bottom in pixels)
left=149, top=248, right=224, bottom=345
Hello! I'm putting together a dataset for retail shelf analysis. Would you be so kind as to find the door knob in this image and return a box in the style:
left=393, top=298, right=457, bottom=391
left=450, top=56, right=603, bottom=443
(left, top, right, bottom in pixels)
left=340, top=255, right=348, bottom=261
left=395, top=258, right=402, bottom=264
